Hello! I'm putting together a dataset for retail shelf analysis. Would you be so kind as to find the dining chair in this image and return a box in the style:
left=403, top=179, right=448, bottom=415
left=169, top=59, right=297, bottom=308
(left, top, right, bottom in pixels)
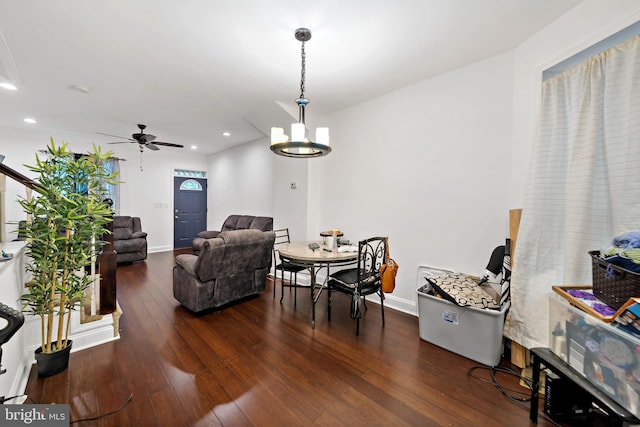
left=327, top=236, right=386, bottom=335
left=273, top=228, right=308, bottom=306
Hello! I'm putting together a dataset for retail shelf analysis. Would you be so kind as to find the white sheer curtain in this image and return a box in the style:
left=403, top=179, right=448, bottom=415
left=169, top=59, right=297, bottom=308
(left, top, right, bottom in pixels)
left=505, top=35, right=640, bottom=349
left=104, top=158, right=120, bottom=213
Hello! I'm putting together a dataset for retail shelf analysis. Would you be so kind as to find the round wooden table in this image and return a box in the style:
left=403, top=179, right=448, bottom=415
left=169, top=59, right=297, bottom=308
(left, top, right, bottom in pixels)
left=277, top=241, right=358, bottom=327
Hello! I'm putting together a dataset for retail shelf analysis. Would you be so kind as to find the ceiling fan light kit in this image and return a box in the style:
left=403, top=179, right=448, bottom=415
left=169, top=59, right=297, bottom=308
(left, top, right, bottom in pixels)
left=270, top=28, right=331, bottom=158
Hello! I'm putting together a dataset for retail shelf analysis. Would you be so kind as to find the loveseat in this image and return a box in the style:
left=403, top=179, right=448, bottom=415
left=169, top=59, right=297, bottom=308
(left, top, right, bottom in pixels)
left=173, top=229, right=276, bottom=313
left=192, top=214, right=273, bottom=254
left=113, top=216, right=148, bottom=264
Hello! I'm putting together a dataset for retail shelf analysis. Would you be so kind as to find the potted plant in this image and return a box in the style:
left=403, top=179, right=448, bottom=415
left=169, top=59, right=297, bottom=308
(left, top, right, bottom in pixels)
left=19, top=139, right=118, bottom=377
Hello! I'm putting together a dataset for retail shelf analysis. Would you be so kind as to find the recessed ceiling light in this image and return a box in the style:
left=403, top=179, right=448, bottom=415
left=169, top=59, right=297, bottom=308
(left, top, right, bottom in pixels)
left=0, top=82, right=17, bottom=91
left=69, top=84, right=91, bottom=94
left=222, top=131, right=231, bottom=137
left=24, top=118, right=37, bottom=124
left=190, top=145, right=198, bottom=150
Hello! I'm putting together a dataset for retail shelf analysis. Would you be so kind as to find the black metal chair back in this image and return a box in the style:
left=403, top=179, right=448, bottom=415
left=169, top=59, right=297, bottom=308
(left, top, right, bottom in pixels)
left=274, top=228, right=291, bottom=245
left=272, top=228, right=292, bottom=268
left=272, top=228, right=307, bottom=304
left=355, top=237, right=386, bottom=291
left=327, top=236, right=387, bottom=335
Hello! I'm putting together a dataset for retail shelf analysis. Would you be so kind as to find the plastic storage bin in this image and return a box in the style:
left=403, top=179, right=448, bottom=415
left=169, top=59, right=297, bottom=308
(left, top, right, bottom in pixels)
left=548, top=293, right=640, bottom=418
left=416, top=266, right=509, bottom=366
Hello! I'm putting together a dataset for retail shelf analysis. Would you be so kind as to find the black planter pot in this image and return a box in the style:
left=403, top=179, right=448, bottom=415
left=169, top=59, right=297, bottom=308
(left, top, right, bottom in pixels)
left=34, top=340, right=72, bottom=378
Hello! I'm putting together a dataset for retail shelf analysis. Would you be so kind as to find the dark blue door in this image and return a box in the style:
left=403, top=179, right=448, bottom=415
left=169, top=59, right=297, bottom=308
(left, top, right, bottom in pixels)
left=173, top=177, right=207, bottom=249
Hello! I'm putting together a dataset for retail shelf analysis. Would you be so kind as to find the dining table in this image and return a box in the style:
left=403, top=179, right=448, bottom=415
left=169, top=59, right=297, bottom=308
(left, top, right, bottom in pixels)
left=277, top=241, right=358, bottom=327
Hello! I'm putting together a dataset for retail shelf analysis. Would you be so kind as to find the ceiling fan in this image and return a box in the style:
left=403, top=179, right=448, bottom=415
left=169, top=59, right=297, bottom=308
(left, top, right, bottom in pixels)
left=98, top=124, right=184, bottom=151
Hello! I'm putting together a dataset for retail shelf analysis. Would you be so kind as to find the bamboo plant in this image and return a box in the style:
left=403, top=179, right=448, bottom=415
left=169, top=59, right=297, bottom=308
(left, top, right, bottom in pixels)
left=19, top=139, right=118, bottom=354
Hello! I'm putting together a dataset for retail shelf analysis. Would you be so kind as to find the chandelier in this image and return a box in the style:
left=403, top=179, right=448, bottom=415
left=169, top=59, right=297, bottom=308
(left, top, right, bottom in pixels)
left=270, top=28, right=331, bottom=158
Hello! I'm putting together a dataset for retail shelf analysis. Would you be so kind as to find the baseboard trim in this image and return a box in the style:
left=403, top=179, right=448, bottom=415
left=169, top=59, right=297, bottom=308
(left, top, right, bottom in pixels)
left=268, top=272, right=418, bottom=317
left=149, top=245, right=173, bottom=254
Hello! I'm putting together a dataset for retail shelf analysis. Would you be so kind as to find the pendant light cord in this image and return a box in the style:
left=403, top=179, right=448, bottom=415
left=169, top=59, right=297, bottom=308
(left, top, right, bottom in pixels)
left=299, top=41, right=306, bottom=99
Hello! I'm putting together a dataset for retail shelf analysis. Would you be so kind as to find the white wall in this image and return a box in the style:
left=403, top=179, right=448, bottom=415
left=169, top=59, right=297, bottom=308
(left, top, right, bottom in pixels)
left=0, top=125, right=208, bottom=251
left=271, top=152, right=309, bottom=242
left=205, top=137, right=313, bottom=242
left=206, top=139, right=275, bottom=230
left=309, top=51, right=515, bottom=313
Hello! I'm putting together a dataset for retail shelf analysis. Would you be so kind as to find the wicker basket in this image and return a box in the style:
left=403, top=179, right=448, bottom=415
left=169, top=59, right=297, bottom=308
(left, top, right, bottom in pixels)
left=590, top=250, right=640, bottom=310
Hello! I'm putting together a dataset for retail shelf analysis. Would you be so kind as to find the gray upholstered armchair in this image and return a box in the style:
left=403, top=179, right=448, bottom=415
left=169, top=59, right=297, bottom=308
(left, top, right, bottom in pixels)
left=192, top=214, right=273, bottom=254
left=113, top=216, right=148, bottom=264
left=174, top=229, right=276, bottom=313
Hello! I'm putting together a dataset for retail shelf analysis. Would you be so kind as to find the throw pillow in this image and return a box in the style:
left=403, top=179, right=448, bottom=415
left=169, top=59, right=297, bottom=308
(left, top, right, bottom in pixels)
left=426, top=272, right=500, bottom=310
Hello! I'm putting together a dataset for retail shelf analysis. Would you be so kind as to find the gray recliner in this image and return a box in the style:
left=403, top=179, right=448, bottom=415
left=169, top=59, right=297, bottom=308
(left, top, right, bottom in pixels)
left=112, top=216, right=148, bottom=264
left=192, top=214, right=273, bottom=254
left=173, top=229, right=276, bottom=313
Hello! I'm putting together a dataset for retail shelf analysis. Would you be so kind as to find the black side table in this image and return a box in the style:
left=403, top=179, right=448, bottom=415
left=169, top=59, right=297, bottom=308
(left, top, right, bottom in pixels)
left=530, top=347, right=640, bottom=425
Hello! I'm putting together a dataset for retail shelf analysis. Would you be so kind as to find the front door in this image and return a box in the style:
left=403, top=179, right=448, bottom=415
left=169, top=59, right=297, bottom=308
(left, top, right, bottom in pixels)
left=173, top=177, right=207, bottom=249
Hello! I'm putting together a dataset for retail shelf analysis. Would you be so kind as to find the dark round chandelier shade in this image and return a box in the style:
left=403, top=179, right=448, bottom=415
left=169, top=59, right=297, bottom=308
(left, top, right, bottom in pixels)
left=270, top=140, right=332, bottom=158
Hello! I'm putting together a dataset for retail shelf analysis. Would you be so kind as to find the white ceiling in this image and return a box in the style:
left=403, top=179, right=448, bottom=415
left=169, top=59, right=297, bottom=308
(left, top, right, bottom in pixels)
left=0, top=0, right=582, bottom=155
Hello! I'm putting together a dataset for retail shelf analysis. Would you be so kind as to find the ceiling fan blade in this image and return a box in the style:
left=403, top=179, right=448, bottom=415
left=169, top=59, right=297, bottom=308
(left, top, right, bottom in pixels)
left=106, top=141, right=135, bottom=145
left=152, top=141, right=184, bottom=148
left=97, top=132, right=133, bottom=140
left=98, top=126, right=181, bottom=150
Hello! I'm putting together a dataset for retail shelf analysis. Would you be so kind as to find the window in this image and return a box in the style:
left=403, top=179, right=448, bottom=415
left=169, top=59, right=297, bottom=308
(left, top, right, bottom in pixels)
left=174, top=169, right=206, bottom=178
left=179, top=179, right=203, bottom=191
left=103, top=158, right=120, bottom=212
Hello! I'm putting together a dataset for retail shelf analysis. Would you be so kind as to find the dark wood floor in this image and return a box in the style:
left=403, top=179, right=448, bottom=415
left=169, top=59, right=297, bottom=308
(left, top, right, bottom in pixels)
left=25, top=249, right=560, bottom=426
